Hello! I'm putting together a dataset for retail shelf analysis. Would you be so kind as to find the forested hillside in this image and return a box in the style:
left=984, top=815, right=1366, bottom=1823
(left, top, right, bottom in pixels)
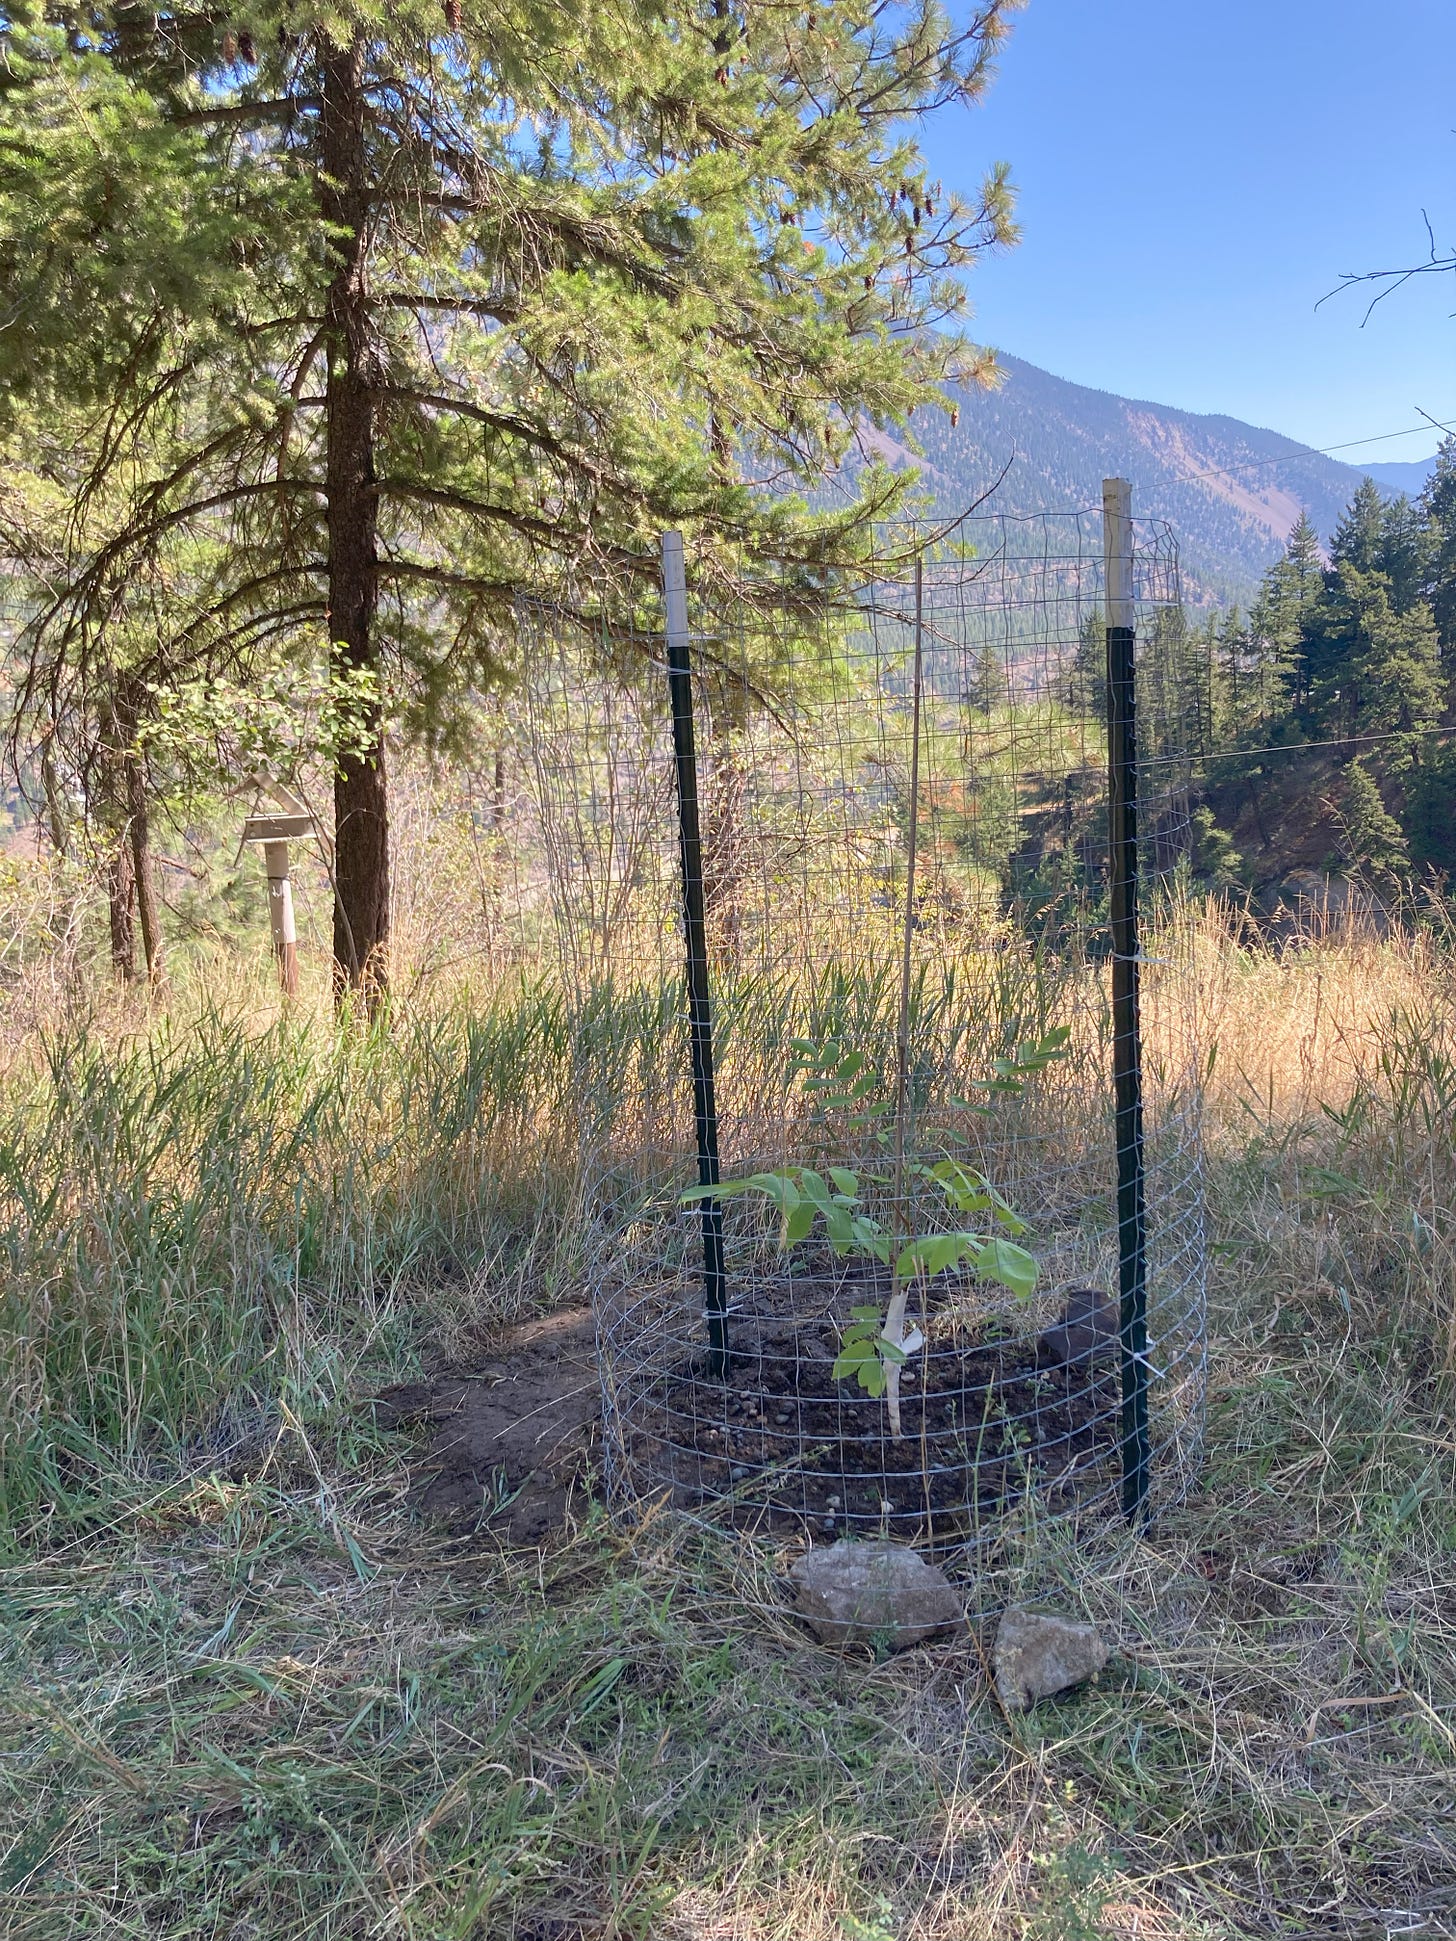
left=893, top=353, right=1438, bottom=605
left=1125, top=448, right=1456, bottom=902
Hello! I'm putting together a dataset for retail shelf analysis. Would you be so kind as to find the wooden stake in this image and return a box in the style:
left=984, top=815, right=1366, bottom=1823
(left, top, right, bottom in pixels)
left=263, top=840, right=300, bottom=997
left=241, top=808, right=316, bottom=998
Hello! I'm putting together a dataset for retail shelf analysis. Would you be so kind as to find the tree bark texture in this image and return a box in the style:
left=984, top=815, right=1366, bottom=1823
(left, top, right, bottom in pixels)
left=125, top=754, right=165, bottom=986
left=41, top=732, right=68, bottom=857
left=92, top=701, right=137, bottom=983
left=105, top=828, right=136, bottom=983
left=321, top=34, right=390, bottom=1010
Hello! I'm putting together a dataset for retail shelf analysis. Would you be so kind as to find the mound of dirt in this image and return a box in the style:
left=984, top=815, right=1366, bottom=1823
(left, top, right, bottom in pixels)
left=374, top=1288, right=1122, bottom=1551
left=374, top=1305, right=599, bottom=1543
left=630, top=1324, right=1119, bottom=1542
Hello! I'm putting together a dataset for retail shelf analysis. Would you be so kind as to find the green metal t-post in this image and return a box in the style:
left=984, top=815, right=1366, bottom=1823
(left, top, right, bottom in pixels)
left=1103, top=478, right=1151, bottom=1524
left=661, top=533, right=730, bottom=1376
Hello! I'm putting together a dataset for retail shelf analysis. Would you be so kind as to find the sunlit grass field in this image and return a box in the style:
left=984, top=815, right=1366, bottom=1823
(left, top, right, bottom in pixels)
left=2, top=896, right=1455, bottom=1938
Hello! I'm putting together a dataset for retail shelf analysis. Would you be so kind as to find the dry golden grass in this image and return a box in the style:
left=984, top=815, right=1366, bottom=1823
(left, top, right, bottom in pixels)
left=2, top=899, right=1455, bottom=1938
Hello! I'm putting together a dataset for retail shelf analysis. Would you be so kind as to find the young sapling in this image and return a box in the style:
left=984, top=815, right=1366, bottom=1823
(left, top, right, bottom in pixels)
left=683, top=1026, right=1067, bottom=1434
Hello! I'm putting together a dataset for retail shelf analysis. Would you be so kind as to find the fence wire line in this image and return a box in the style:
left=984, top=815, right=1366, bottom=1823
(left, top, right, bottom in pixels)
left=512, top=509, right=1208, bottom=1587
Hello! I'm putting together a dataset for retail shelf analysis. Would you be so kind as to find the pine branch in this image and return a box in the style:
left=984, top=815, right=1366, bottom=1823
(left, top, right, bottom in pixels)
left=371, top=478, right=646, bottom=566
left=166, top=97, right=320, bottom=127
left=378, top=387, right=607, bottom=481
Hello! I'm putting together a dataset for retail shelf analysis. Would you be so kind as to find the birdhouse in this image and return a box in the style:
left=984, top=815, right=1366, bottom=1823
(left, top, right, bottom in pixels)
left=240, top=803, right=319, bottom=996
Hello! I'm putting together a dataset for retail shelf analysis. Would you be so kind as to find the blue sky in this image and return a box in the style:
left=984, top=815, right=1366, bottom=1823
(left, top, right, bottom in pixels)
left=918, top=0, right=1456, bottom=461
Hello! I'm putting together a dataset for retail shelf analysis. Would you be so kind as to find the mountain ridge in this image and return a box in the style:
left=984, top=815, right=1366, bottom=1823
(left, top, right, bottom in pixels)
left=889, top=354, right=1439, bottom=605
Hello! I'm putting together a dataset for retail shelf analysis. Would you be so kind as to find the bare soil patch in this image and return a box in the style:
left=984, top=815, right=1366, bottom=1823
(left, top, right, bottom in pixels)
left=377, top=1279, right=1119, bottom=1552
left=374, top=1304, right=599, bottom=1542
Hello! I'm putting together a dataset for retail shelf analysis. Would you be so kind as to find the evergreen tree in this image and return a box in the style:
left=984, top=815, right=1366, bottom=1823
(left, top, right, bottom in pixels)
left=1376, top=492, right=1434, bottom=615
left=1422, top=436, right=1456, bottom=685
left=1329, top=477, right=1387, bottom=575
left=1138, top=603, right=1209, bottom=764
left=1309, top=561, right=1441, bottom=752
left=1213, top=606, right=1251, bottom=741
left=0, top=0, right=1020, bottom=1004
left=1404, top=744, right=1456, bottom=877
left=1334, top=758, right=1408, bottom=884
left=1297, top=483, right=1441, bottom=756
left=1249, top=510, right=1321, bottom=717
left=1189, top=805, right=1244, bottom=889
left=1062, top=605, right=1104, bottom=716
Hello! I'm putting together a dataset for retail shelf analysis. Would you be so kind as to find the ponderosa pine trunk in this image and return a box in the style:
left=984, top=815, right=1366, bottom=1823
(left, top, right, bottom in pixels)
left=105, top=826, right=136, bottom=982
left=125, top=756, right=165, bottom=987
left=321, top=33, right=390, bottom=1010
left=93, top=704, right=136, bottom=982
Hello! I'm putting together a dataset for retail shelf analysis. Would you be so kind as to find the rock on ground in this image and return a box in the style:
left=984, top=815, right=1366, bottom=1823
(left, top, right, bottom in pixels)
left=1037, top=1285, right=1119, bottom=1369
left=788, top=1539, right=965, bottom=1651
left=993, top=1607, right=1110, bottom=1710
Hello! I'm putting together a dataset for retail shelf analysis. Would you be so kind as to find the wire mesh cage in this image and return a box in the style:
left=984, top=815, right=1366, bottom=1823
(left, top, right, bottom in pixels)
left=517, top=499, right=1207, bottom=1570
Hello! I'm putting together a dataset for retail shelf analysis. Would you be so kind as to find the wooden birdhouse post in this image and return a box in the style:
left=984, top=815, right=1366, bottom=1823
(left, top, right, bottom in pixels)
left=241, top=803, right=318, bottom=996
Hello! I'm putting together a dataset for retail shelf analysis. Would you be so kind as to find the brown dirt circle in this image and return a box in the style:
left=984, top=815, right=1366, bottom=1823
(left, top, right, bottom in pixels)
left=373, top=1298, right=1120, bottom=1547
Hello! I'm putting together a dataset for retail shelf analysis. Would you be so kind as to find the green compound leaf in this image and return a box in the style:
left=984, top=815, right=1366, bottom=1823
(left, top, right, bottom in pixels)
left=894, top=1231, right=979, bottom=1282
left=975, top=1236, right=1039, bottom=1301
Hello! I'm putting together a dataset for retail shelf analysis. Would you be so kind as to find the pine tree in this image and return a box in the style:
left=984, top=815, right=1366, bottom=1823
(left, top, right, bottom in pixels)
left=1213, top=606, right=1250, bottom=741
left=1189, top=805, right=1244, bottom=889
left=1059, top=605, right=1105, bottom=716
left=1405, top=745, right=1456, bottom=877
left=1330, top=477, right=1387, bottom=575
left=1247, top=510, right=1320, bottom=718
left=1334, top=759, right=1408, bottom=883
left=1310, top=562, right=1441, bottom=751
left=1422, top=435, right=1456, bottom=687
left=0, top=0, right=1021, bottom=1005
left=1301, top=483, right=1441, bottom=754
left=1376, top=492, right=1435, bottom=615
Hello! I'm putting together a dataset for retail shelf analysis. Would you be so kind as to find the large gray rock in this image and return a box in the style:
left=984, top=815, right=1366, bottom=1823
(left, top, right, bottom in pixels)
left=788, top=1539, right=964, bottom=1651
left=1037, top=1286, right=1119, bottom=1369
left=993, top=1608, right=1110, bottom=1710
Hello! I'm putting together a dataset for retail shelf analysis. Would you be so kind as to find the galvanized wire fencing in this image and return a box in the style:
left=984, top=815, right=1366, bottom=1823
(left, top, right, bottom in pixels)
left=516, top=491, right=1207, bottom=1573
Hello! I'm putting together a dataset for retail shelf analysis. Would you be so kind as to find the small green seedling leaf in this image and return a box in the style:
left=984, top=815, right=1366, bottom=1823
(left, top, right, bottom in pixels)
left=832, top=1336, right=887, bottom=1397
left=783, top=1198, right=816, bottom=1244
left=797, top=1169, right=834, bottom=1215
left=832, top=1311, right=908, bottom=1397
left=894, top=1231, right=977, bottom=1281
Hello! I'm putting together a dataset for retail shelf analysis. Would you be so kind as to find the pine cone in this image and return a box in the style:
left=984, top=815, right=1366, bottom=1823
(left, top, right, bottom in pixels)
left=237, top=29, right=256, bottom=62
left=444, top=0, right=461, bottom=29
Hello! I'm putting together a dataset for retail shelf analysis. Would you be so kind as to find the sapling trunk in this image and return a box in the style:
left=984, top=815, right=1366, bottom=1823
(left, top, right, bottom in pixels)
left=104, top=826, right=136, bottom=983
